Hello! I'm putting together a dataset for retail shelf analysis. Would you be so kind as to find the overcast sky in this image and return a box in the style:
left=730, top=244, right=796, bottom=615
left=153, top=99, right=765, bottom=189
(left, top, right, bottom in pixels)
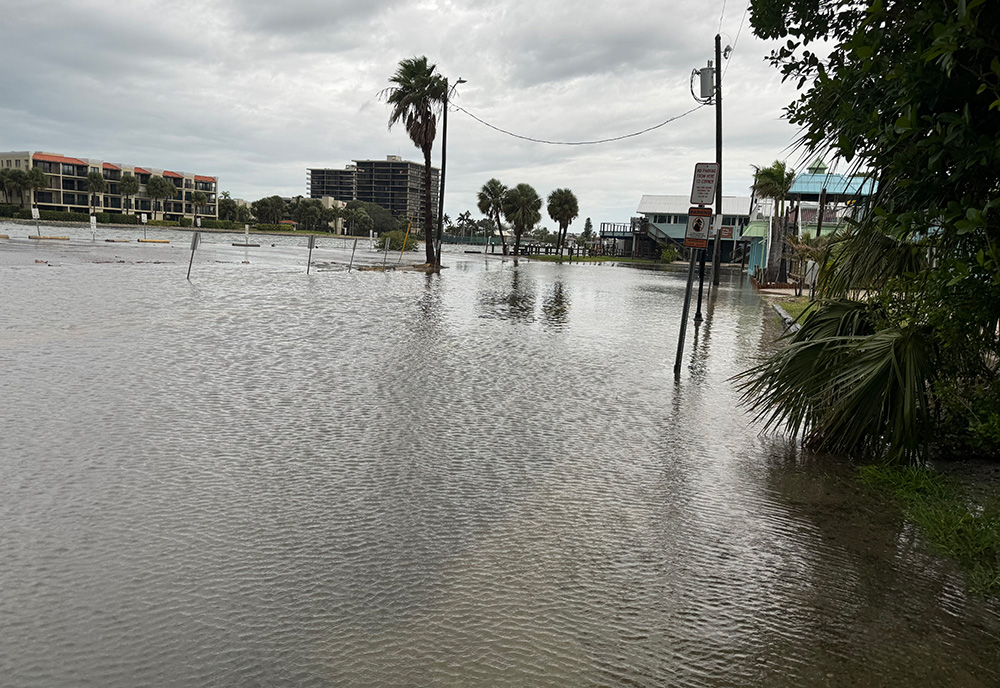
left=1, top=0, right=808, bottom=229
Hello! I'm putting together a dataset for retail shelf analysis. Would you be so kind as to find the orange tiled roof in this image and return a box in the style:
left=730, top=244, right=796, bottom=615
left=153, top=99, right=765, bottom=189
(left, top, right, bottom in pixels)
left=133, top=167, right=151, bottom=175
left=103, top=162, right=121, bottom=170
left=32, top=152, right=86, bottom=165
left=163, top=170, right=183, bottom=178
left=194, top=175, right=216, bottom=182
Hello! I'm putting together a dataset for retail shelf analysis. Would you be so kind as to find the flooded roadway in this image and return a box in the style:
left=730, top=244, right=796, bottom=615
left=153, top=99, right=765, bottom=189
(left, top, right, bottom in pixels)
left=1, top=223, right=998, bottom=687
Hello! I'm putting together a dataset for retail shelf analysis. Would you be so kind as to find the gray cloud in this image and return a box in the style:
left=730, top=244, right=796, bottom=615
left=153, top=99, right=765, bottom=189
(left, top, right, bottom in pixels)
left=0, top=0, right=802, bottom=224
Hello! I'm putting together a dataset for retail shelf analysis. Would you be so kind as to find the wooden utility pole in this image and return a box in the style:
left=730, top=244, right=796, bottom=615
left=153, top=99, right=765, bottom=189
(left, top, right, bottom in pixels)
left=711, top=34, right=724, bottom=286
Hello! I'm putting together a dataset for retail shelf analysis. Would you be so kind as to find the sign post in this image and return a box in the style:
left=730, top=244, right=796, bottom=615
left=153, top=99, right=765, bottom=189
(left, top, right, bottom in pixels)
left=187, top=231, right=200, bottom=280
left=675, top=164, right=719, bottom=378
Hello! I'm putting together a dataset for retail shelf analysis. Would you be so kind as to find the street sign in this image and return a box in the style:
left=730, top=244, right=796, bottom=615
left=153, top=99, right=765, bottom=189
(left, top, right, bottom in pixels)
left=30, top=207, right=39, bottom=220
left=685, top=207, right=712, bottom=248
left=690, top=162, right=719, bottom=205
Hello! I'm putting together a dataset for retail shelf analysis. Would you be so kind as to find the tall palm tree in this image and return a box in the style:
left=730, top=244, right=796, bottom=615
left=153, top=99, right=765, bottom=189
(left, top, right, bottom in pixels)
left=546, top=188, right=579, bottom=252
left=502, top=183, right=542, bottom=257
left=86, top=170, right=107, bottom=215
left=24, top=167, right=47, bottom=209
left=119, top=172, right=140, bottom=214
left=477, top=178, right=509, bottom=254
left=751, top=160, right=796, bottom=281
left=192, top=191, right=208, bottom=226
left=383, top=55, right=447, bottom=265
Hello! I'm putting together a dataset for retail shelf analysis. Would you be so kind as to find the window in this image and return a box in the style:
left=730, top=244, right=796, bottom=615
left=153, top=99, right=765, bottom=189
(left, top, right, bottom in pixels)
left=15, top=159, right=20, bottom=167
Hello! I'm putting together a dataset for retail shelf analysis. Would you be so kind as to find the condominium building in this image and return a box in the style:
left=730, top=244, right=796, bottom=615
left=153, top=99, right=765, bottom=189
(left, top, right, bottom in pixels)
left=0, top=150, right=218, bottom=221
left=307, top=155, right=439, bottom=230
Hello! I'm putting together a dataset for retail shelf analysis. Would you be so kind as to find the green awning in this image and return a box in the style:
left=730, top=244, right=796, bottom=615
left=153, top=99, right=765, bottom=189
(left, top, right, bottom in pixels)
left=742, top=219, right=769, bottom=238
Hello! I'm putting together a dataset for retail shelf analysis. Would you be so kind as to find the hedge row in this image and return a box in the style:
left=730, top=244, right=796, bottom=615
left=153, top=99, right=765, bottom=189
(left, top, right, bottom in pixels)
left=253, top=223, right=285, bottom=232
left=200, top=219, right=238, bottom=230
left=0, top=204, right=19, bottom=217
left=147, top=219, right=179, bottom=227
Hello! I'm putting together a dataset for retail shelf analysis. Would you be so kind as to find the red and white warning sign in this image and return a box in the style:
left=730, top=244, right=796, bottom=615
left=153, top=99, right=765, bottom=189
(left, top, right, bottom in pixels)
left=685, top=207, right=712, bottom=248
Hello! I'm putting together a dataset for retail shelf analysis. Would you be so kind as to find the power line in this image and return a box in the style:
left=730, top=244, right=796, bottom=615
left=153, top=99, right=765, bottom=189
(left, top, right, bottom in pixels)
left=449, top=103, right=707, bottom=146
left=718, top=0, right=728, bottom=34
left=723, top=3, right=750, bottom=80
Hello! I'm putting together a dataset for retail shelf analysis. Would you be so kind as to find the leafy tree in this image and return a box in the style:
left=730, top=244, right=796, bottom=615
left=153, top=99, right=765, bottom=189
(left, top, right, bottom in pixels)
left=251, top=195, right=286, bottom=225
left=580, top=217, right=594, bottom=242
left=192, top=191, right=208, bottom=226
left=236, top=204, right=252, bottom=225
left=383, top=55, right=447, bottom=265
left=0, top=168, right=10, bottom=204
left=145, top=175, right=177, bottom=220
left=751, top=160, right=796, bottom=281
left=546, top=188, right=579, bottom=251
left=119, top=172, right=140, bottom=214
left=377, top=229, right=419, bottom=251
left=86, top=170, right=106, bottom=215
left=346, top=200, right=404, bottom=235
left=344, top=207, right=373, bottom=236
left=24, top=167, right=47, bottom=208
left=477, top=178, right=509, bottom=254
left=739, top=0, right=1000, bottom=462
left=502, top=183, right=542, bottom=257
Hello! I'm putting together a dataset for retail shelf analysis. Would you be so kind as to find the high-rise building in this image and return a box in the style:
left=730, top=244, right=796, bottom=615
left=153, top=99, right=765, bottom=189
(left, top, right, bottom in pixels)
left=0, top=150, right=218, bottom=221
left=308, top=155, right=439, bottom=230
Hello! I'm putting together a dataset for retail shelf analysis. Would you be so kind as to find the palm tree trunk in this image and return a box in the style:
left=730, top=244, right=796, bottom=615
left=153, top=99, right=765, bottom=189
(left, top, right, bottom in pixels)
left=495, top=211, right=508, bottom=255
left=423, top=147, right=435, bottom=264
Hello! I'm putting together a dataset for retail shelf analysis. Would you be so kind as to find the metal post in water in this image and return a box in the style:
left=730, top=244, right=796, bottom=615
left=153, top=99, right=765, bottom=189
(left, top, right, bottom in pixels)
left=348, top=238, right=358, bottom=271
left=674, top=249, right=699, bottom=378
left=694, top=248, right=706, bottom=324
left=307, top=234, right=316, bottom=274
left=186, top=231, right=200, bottom=280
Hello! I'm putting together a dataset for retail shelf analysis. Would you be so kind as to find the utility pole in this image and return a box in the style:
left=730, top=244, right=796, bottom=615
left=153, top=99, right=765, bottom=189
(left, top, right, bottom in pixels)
left=436, top=76, right=465, bottom=271
left=711, top=34, right=724, bottom=286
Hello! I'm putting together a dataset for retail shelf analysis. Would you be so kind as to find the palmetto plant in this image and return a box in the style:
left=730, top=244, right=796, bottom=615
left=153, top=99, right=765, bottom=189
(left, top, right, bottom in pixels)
left=383, top=56, right=447, bottom=265
left=736, top=299, right=935, bottom=463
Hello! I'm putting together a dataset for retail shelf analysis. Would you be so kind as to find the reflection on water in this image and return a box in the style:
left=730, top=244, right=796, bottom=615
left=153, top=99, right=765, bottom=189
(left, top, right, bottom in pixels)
left=1, top=228, right=999, bottom=687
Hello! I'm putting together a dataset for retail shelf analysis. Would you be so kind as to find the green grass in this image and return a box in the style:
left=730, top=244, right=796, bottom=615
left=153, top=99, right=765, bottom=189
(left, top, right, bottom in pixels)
left=858, top=464, right=1000, bottom=595
left=776, top=297, right=815, bottom=320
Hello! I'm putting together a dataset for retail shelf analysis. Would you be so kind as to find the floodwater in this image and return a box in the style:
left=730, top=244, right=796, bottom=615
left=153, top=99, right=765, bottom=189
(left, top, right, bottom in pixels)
left=2, top=223, right=998, bottom=687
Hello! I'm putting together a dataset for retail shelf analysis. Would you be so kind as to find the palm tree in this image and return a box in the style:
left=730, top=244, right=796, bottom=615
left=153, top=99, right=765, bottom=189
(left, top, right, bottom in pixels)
left=383, top=55, right=447, bottom=265
left=0, top=168, right=10, bottom=204
left=501, top=183, right=542, bottom=257
left=192, top=191, right=208, bottom=226
left=546, top=188, right=579, bottom=252
left=86, top=170, right=107, bottom=215
left=24, top=167, right=47, bottom=209
left=477, top=178, right=509, bottom=254
left=145, top=175, right=176, bottom=220
left=5, top=169, right=27, bottom=208
left=119, top=172, right=140, bottom=214
left=751, top=160, right=796, bottom=281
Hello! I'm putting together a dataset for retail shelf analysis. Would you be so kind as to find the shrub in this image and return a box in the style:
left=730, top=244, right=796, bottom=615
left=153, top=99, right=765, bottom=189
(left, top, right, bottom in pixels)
left=39, top=210, right=90, bottom=222
left=253, top=223, right=285, bottom=232
left=377, top=229, right=419, bottom=252
left=0, top=204, right=18, bottom=217
left=14, top=209, right=32, bottom=220
left=200, top=219, right=237, bottom=230
left=148, top=219, right=179, bottom=227
left=178, top=217, right=193, bottom=227
left=95, top=212, right=138, bottom=225
left=660, top=246, right=679, bottom=263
